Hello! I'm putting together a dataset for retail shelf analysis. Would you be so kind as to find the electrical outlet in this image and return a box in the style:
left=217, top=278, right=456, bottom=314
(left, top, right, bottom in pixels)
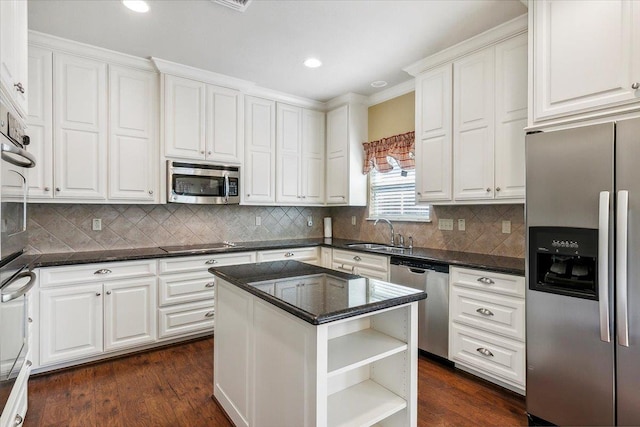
left=438, top=218, right=454, bottom=231
left=307, top=216, right=313, bottom=227
left=502, top=220, right=511, bottom=234
left=255, top=216, right=261, bottom=226
left=92, top=218, right=102, bottom=231
left=351, top=216, right=357, bottom=226
left=458, top=219, right=465, bottom=231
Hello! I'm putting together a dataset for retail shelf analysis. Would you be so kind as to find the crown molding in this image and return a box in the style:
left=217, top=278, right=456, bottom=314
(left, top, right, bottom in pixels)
left=151, top=57, right=256, bottom=92
left=403, top=13, right=528, bottom=76
left=324, top=92, right=369, bottom=111
left=246, top=86, right=324, bottom=110
left=29, top=30, right=156, bottom=72
left=366, top=79, right=415, bottom=107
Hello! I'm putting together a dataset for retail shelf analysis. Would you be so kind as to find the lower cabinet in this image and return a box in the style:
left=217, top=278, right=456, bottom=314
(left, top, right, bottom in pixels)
left=331, top=249, right=389, bottom=281
left=256, top=247, right=319, bottom=264
left=448, top=266, right=526, bottom=394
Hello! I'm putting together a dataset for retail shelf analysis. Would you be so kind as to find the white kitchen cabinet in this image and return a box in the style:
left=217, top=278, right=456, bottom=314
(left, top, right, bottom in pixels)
left=414, top=64, right=453, bottom=203
left=0, top=0, right=28, bottom=119
left=331, top=249, right=389, bottom=281
left=108, top=65, right=159, bottom=202
left=301, top=108, right=325, bottom=204
left=256, top=247, right=319, bottom=265
left=325, top=103, right=367, bottom=206
left=53, top=52, right=108, bottom=200
left=448, top=266, right=526, bottom=394
left=531, top=0, right=640, bottom=125
left=244, top=96, right=276, bottom=204
left=163, top=75, right=242, bottom=164
left=163, top=74, right=206, bottom=160
left=25, top=45, right=53, bottom=198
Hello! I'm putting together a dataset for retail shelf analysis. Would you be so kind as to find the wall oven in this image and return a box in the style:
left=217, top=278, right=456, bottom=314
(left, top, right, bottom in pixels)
left=167, top=161, right=240, bottom=204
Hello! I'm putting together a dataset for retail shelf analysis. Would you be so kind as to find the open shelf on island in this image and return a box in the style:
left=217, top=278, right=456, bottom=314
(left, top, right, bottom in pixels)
left=327, top=379, right=407, bottom=427
left=328, top=328, right=407, bottom=376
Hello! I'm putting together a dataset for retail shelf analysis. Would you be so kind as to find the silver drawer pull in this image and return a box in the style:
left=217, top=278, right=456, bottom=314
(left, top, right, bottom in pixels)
left=94, top=269, right=112, bottom=275
left=204, top=311, right=215, bottom=318
left=476, top=308, right=494, bottom=316
left=476, top=347, right=494, bottom=357
left=477, top=277, right=495, bottom=285
left=205, top=282, right=215, bottom=288
left=205, top=259, right=217, bottom=265
left=353, top=256, right=362, bottom=261
left=284, top=252, right=294, bottom=257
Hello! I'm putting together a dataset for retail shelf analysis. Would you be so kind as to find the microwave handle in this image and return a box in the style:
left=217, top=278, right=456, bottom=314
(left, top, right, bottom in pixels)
left=224, top=174, right=229, bottom=203
left=1, top=142, right=36, bottom=168
left=1, top=271, right=36, bottom=303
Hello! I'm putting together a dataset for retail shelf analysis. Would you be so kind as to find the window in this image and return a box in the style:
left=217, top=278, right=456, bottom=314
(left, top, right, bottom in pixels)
left=368, top=156, right=430, bottom=221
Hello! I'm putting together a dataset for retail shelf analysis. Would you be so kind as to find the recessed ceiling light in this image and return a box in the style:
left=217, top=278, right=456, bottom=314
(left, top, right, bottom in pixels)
left=304, top=58, right=322, bottom=69
left=122, top=0, right=150, bottom=13
left=371, top=81, right=388, bottom=88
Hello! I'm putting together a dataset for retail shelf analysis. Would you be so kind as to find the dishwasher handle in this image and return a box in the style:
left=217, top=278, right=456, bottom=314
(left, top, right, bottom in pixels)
left=409, top=268, right=427, bottom=274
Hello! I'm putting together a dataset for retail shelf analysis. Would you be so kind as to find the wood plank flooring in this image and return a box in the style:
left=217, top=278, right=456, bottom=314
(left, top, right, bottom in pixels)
left=24, top=337, right=526, bottom=426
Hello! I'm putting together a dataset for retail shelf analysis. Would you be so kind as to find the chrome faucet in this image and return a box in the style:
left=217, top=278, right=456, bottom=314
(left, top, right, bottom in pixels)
left=374, top=218, right=395, bottom=246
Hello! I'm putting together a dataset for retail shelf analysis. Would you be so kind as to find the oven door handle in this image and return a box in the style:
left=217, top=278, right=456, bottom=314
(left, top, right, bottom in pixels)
left=1, top=271, right=36, bottom=303
left=1, top=142, right=36, bottom=168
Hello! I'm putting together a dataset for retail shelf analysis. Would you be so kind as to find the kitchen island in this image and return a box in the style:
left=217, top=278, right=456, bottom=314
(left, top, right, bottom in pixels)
left=210, top=260, right=427, bottom=427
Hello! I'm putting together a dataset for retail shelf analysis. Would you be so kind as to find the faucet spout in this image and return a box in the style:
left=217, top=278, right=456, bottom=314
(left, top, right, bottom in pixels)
left=373, top=218, right=395, bottom=246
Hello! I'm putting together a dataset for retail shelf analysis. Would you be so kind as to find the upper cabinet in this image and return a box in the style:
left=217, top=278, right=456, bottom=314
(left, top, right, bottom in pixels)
left=531, top=0, right=640, bottom=126
left=325, top=102, right=367, bottom=206
left=244, top=96, right=276, bottom=204
left=409, top=17, right=527, bottom=205
left=0, top=0, right=28, bottom=119
left=163, top=74, right=242, bottom=164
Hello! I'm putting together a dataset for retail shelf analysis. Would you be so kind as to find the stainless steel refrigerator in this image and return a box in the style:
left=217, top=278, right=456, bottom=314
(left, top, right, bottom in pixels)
left=526, top=117, right=640, bottom=426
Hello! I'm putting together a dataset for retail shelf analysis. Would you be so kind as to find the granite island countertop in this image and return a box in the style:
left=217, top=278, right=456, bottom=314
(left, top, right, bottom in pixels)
left=209, top=260, right=428, bottom=325
left=25, top=237, right=525, bottom=275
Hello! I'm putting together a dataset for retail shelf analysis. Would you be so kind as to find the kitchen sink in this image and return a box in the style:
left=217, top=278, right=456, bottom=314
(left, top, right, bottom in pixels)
left=346, top=243, right=409, bottom=253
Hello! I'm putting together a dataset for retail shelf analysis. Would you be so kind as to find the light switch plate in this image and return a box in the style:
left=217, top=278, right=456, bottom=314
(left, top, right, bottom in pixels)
left=255, top=216, right=261, bottom=226
left=458, top=219, right=465, bottom=231
left=92, top=218, right=102, bottom=231
left=307, top=216, right=313, bottom=227
left=502, top=220, right=511, bottom=234
left=438, top=218, right=453, bottom=231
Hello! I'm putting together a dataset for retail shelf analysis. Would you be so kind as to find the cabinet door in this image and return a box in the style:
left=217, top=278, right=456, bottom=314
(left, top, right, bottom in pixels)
left=25, top=46, right=53, bottom=199
left=164, top=74, right=205, bottom=160
left=104, top=277, right=157, bottom=352
left=40, top=284, right=103, bottom=366
left=276, top=103, right=302, bottom=204
left=53, top=53, right=107, bottom=200
left=414, top=64, right=453, bottom=202
left=108, top=65, right=158, bottom=202
left=325, top=105, right=348, bottom=204
left=301, top=109, right=325, bottom=204
left=244, top=96, right=275, bottom=204
left=206, top=84, right=242, bottom=164
left=0, top=0, right=27, bottom=118
left=495, top=34, right=527, bottom=200
left=533, top=0, right=640, bottom=121
left=453, top=48, right=495, bottom=201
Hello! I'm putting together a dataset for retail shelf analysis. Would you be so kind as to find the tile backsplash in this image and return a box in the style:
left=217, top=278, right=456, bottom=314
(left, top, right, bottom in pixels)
left=27, top=203, right=525, bottom=259
left=329, top=204, right=525, bottom=258
left=27, top=204, right=325, bottom=254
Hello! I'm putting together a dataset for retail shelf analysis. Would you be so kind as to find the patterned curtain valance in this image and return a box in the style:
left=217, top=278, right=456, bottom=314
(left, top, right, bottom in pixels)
left=362, top=131, right=415, bottom=174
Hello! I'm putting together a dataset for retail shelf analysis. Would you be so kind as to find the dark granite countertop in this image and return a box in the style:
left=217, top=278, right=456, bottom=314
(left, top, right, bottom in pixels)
left=26, top=237, right=525, bottom=275
left=209, top=260, right=428, bottom=325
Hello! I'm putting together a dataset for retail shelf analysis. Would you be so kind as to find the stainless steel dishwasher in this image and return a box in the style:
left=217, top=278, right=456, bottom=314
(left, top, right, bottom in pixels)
left=390, top=256, right=449, bottom=359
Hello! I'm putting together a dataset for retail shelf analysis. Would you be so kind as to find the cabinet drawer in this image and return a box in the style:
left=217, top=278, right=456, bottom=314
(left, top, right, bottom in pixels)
left=256, top=247, right=319, bottom=263
left=158, top=252, right=256, bottom=274
left=40, top=260, right=157, bottom=288
left=449, top=323, right=525, bottom=387
left=451, top=286, right=525, bottom=341
left=158, top=271, right=215, bottom=306
left=332, top=249, right=389, bottom=273
left=450, top=267, right=524, bottom=298
left=158, top=300, right=214, bottom=339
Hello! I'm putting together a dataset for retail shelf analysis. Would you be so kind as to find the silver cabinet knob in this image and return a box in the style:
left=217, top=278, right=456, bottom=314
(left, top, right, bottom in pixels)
left=205, top=282, right=215, bottom=288
left=55, top=187, right=61, bottom=192
left=94, top=269, right=112, bottom=275
left=247, top=194, right=250, bottom=197
left=208, top=151, right=212, bottom=155
left=632, top=82, right=639, bottom=90
left=44, top=187, right=50, bottom=192
left=476, top=308, right=494, bottom=316
left=106, top=290, right=112, bottom=295
left=200, top=150, right=204, bottom=154
left=204, top=311, right=215, bottom=318
left=148, top=190, right=153, bottom=195
left=14, top=414, right=23, bottom=426
left=284, top=252, right=294, bottom=257
left=353, top=256, right=362, bottom=262
left=486, top=188, right=491, bottom=192
left=495, top=187, right=501, bottom=192
left=417, top=192, right=421, bottom=196
left=205, top=259, right=217, bottom=265
left=477, top=277, right=495, bottom=285
left=28, top=317, right=32, bottom=323
left=14, top=82, right=25, bottom=94
left=96, top=292, right=101, bottom=296
left=476, top=347, right=494, bottom=357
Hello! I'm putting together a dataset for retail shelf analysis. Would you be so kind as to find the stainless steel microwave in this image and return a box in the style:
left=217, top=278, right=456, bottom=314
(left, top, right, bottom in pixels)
left=167, top=161, right=240, bottom=204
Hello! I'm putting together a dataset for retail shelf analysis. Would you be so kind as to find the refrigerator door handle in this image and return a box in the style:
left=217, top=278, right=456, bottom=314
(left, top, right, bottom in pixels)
left=617, top=190, right=630, bottom=347
left=598, top=191, right=612, bottom=343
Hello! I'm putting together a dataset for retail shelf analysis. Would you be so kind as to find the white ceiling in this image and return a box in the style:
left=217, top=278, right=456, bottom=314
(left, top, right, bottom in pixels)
left=28, top=0, right=527, bottom=102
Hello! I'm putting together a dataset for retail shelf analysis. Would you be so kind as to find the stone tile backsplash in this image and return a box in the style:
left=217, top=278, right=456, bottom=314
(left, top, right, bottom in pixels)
left=27, top=203, right=525, bottom=258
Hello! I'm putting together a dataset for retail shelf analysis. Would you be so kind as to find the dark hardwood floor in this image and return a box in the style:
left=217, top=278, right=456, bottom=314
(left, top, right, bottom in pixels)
left=25, top=337, right=526, bottom=427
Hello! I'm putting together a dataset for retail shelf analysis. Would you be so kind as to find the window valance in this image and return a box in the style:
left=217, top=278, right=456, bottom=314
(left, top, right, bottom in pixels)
left=362, top=131, right=415, bottom=174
